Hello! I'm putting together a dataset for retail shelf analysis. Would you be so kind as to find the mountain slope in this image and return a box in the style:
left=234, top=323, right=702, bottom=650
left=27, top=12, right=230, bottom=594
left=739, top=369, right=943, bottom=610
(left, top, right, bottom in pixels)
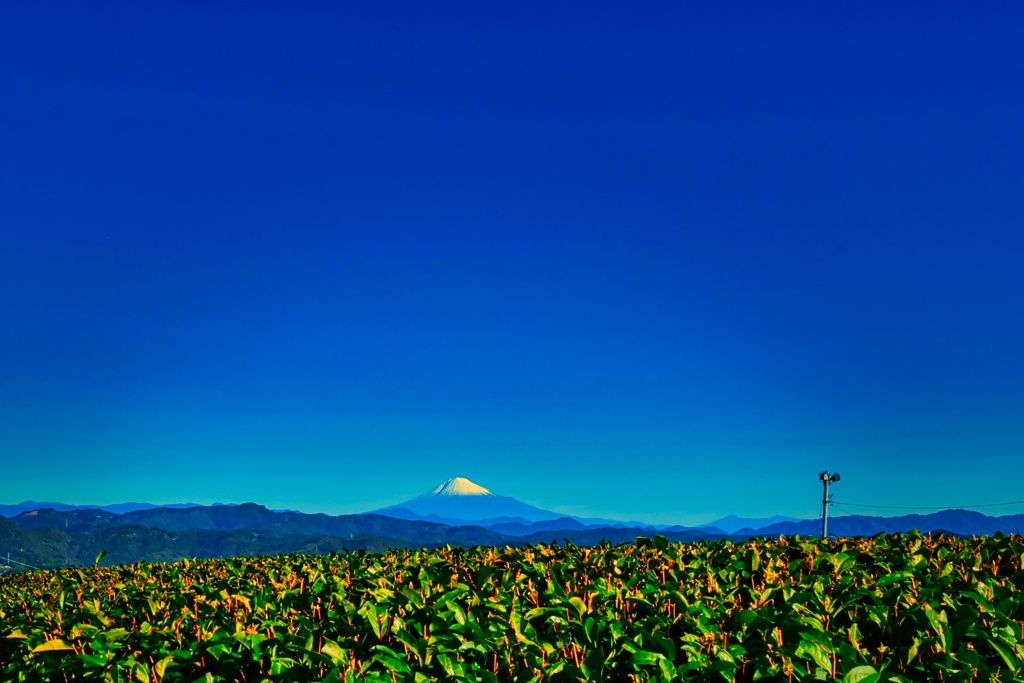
left=10, top=505, right=515, bottom=546
left=0, top=516, right=79, bottom=569
left=4, top=504, right=523, bottom=570
left=373, top=477, right=566, bottom=523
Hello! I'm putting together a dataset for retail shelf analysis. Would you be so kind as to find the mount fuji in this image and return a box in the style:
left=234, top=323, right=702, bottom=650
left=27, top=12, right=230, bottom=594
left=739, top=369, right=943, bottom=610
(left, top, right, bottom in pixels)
left=372, top=477, right=567, bottom=525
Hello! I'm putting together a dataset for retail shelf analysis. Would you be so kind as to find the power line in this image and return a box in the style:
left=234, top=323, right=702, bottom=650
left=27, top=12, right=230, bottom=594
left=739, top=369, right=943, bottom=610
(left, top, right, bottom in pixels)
left=0, top=551, right=43, bottom=572
left=833, top=499, right=1024, bottom=511
left=830, top=503, right=863, bottom=518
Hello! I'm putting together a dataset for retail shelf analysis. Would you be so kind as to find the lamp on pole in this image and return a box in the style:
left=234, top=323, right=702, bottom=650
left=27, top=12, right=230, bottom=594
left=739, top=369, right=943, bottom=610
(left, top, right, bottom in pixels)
left=819, top=471, right=840, bottom=540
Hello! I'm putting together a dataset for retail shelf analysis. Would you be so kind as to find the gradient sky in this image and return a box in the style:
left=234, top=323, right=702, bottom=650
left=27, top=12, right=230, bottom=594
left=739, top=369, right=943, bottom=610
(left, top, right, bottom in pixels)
left=2, top=3, right=1023, bottom=526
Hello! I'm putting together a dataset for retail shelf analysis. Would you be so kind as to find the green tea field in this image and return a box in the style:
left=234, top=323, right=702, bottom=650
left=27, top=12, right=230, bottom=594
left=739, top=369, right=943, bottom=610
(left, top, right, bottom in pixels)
left=2, top=533, right=1023, bottom=682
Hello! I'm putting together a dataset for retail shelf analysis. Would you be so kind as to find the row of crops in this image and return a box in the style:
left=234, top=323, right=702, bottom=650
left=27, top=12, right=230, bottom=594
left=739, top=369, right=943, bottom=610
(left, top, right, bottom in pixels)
left=2, top=533, right=1024, bottom=682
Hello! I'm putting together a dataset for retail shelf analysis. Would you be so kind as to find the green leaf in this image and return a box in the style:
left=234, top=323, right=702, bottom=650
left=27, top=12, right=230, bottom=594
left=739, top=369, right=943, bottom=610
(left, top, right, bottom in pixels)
left=154, top=656, right=174, bottom=678
left=875, top=571, right=914, bottom=588
left=842, top=665, right=879, bottom=683
left=629, top=650, right=666, bottom=666
left=358, top=601, right=385, bottom=639
left=658, top=656, right=678, bottom=681
left=100, top=628, right=130, bottom=641
left=321, top=640, right=347, bottom=664
left=795, top=637, right=833, bottom=673
left=922, top=605, right=951, bottom=653
left=748, top=547, right=761, bottom=573
left=984, top=636, right=1021, bottom=671
left=798, top=614, right=827, bottom=632
left=31, top=639, right=75, bottom=653
left=905, top=636, right=921, bottom=664
left=445, top=599, right=466, bottom=625
left=437, top=653, right=466, bottom=678
left=269, top=656, right=298, bottom=674
left=372, top=646, right=413, bottom=674
left=94, top=551, right=107, bottom=565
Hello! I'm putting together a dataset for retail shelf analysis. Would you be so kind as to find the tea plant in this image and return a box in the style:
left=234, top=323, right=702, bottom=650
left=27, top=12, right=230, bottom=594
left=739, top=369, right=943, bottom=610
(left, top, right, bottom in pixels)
left=2, top=533, right=1023, bottom=682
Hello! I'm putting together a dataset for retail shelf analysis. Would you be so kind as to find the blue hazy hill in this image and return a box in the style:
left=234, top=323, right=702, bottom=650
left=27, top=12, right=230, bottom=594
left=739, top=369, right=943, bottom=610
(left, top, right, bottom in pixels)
left=0, top=501, right=204, bottom=517
left=696, top=515, right=801, bottom=534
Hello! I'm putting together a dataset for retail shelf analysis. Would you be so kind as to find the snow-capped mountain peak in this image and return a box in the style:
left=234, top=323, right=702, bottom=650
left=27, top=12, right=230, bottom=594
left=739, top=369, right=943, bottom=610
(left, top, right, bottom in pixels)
left=372, top=477, right=560, bottom=523
left=430, top=477, right=493, bottom=496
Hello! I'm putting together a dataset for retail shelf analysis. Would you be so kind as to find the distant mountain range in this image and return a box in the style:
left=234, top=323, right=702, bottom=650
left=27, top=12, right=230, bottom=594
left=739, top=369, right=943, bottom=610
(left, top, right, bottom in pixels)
left=2, top=477, right=1022, bottom=571
left=364, top=477, right=1024, bottom=538
left=370, top=477, right=697, bottom=530
left=695, top=515, right=803, bottom=534
left=0, top=503, right=724, bottom=571
left=0, top=501, right=206, bottom=517
left=747, top=509, right=1024, bottom=538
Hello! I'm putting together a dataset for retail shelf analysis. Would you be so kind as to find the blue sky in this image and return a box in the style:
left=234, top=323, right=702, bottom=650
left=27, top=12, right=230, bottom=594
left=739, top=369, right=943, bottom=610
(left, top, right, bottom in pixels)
left=2, top=3, right=1023, bottom=526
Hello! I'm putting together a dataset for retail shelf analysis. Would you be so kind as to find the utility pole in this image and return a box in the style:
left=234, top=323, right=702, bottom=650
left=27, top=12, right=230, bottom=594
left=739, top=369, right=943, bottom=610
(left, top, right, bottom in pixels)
left=819, top=471, right=840, bottom=540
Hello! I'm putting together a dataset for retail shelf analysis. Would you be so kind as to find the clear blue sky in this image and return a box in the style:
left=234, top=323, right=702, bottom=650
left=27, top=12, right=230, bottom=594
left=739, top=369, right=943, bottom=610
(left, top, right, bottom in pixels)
left=2, top=2, right=1022, bottom=526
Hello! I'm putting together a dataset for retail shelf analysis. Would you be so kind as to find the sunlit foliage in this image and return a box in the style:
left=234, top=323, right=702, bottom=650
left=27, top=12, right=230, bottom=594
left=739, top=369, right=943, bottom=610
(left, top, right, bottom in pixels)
left=2, top=533, right=1023, bottom=681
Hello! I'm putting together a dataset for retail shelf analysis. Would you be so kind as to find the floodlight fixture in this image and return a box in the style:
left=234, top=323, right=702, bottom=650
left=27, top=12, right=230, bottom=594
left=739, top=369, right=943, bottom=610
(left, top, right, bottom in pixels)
left=830, top=473, right=840, bottom=483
